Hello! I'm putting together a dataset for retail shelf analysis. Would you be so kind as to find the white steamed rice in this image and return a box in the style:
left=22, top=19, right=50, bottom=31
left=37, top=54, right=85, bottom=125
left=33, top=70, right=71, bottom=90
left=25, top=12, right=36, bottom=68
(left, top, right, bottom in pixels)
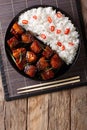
left=18, top=7, right=79, bottom=65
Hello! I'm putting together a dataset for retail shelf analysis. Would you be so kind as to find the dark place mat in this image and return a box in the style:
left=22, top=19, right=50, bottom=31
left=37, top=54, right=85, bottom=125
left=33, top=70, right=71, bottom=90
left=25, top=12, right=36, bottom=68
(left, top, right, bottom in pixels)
left=0, top=0, right=87, bottom=101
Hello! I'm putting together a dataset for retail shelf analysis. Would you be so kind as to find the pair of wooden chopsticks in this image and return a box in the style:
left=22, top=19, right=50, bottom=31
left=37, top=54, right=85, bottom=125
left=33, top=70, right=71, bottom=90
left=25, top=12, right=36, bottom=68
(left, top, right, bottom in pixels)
left=17, top=76, right=80, bottom=94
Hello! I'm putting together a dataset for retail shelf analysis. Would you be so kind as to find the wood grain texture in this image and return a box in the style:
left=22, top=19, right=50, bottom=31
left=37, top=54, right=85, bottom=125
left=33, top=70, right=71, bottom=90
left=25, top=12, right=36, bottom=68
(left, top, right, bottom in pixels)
left=0, top=101, right=5, bottom=130
left=0, top=75, right=5, bottom=130
left=27, top=91, right=70, bottom=130
left=71, top=87, right=87, bottom=130
left=27, top=95, right=49, bottom=130
left=4, top=99, right=27, bottom=130
left=47, top=91, right=70, bottom=130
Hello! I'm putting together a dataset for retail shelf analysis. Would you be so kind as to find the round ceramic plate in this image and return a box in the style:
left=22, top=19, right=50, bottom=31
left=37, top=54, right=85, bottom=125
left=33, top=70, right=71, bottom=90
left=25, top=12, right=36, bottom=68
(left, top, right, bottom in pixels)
left=5, top=5, right=80, bottom=81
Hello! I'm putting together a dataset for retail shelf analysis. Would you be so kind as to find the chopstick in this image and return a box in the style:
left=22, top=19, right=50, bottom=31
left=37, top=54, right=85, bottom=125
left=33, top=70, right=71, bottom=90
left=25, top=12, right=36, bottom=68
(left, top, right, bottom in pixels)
left=17, top=76, right=80, bottom=94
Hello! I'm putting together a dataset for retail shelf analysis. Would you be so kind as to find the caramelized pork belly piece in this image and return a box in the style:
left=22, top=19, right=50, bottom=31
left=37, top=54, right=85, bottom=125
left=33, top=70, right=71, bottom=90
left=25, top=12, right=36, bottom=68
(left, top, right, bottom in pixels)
left=15, top=57, right=26, bottom=70
left=42, top=46, right=53, bottom=59
left=21, top=31, right=34, bottom=44
left=50, top=54, right=63, bottom=69
left=36, top=57, right=49, bottom=71
left=12, top=48, right=26, bottom=59
left=30, top=40, right=42, bottom=54
left=7, top=36, right=18, bottom=50
left=26, top=51, right=37, bottom=63
left=24, top=65, right=37, bottom=78
left=41, top=69, right=54, bottom=80
left=11, top=23, right=24, bottom=35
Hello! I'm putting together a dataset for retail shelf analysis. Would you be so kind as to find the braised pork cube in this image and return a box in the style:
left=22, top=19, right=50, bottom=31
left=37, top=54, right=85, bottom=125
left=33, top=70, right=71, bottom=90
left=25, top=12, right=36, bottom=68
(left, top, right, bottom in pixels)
left=12, top=48, right=26, bottom=59
left=41, top=69, right=54, bottom=80
left=42, top=46, right=53, bottom=59
left=30, top=40, right=42, bottom=54
left=26, top=51, right=37, bottom=63
left=24, top=65, right=37, bottom=78
left=50, top=54, right=63, bottom=69
left=15, top=57, right=26, bottom=70
left=21, top=31, right=34, bottom=43
left=11, top=23, right=24, bottom=35
left=7, top=36, right=18, bottom=50
left=36, top=57, right=49, bottom=71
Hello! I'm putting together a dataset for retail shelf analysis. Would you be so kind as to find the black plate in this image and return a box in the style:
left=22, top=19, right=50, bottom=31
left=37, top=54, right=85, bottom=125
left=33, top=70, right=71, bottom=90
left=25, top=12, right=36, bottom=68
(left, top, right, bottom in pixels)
left=5, top=5, right=80, bottom=81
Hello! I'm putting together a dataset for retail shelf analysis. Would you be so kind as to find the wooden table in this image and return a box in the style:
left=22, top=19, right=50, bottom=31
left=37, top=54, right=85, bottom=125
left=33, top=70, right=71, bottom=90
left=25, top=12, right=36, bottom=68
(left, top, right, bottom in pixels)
left=0, top=0, right=87, bottom=130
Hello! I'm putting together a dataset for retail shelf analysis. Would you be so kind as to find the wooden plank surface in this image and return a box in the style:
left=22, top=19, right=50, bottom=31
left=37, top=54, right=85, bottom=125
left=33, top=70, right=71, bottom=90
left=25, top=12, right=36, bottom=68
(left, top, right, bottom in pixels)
left=47, top=91, right=70, bottom=130
left=0, top=74, right=5, bottom=130
left=4, top=99, right=27, bottom=130
left=27, top=91, right=70, bottom=130
left=27, top=95, right=49, bottom=130
left=71, top=87, right=87, bottom=130
left=0, top=0, right=87, bottom=130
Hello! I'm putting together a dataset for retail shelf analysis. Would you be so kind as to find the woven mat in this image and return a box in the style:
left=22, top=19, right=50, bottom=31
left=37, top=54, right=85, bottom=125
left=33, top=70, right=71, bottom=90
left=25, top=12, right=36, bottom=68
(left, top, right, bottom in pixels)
left=0, top=0, right=87, bottom=101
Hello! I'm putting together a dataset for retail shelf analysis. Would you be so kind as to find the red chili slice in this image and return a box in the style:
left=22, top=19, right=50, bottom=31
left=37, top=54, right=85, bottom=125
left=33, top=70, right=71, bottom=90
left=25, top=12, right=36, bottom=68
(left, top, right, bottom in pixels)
left=61, top=45, right=65, bottom=51
left=50, top=26, right=55, bottom=32
left=22, top=20, right=28, bottom=24
left=33, top=15, right=37, bottom=19
left=57, top=42, right=62, bottom=47
left=64, top=28, right=70, bottom=34
left=56, top=29, right=61, bottom=34
left=47, top=16, right=52, bottom=23
left=69, top=42, right=74, bottom=46
left=56, top=12, right=63, bottom=18
left=40, top=34, right=46, bottom=39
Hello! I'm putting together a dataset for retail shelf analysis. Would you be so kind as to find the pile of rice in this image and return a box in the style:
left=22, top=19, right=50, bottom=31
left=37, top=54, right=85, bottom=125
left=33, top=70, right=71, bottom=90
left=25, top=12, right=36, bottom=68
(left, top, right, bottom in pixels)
left=18, top=7, right=79, bottom=65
